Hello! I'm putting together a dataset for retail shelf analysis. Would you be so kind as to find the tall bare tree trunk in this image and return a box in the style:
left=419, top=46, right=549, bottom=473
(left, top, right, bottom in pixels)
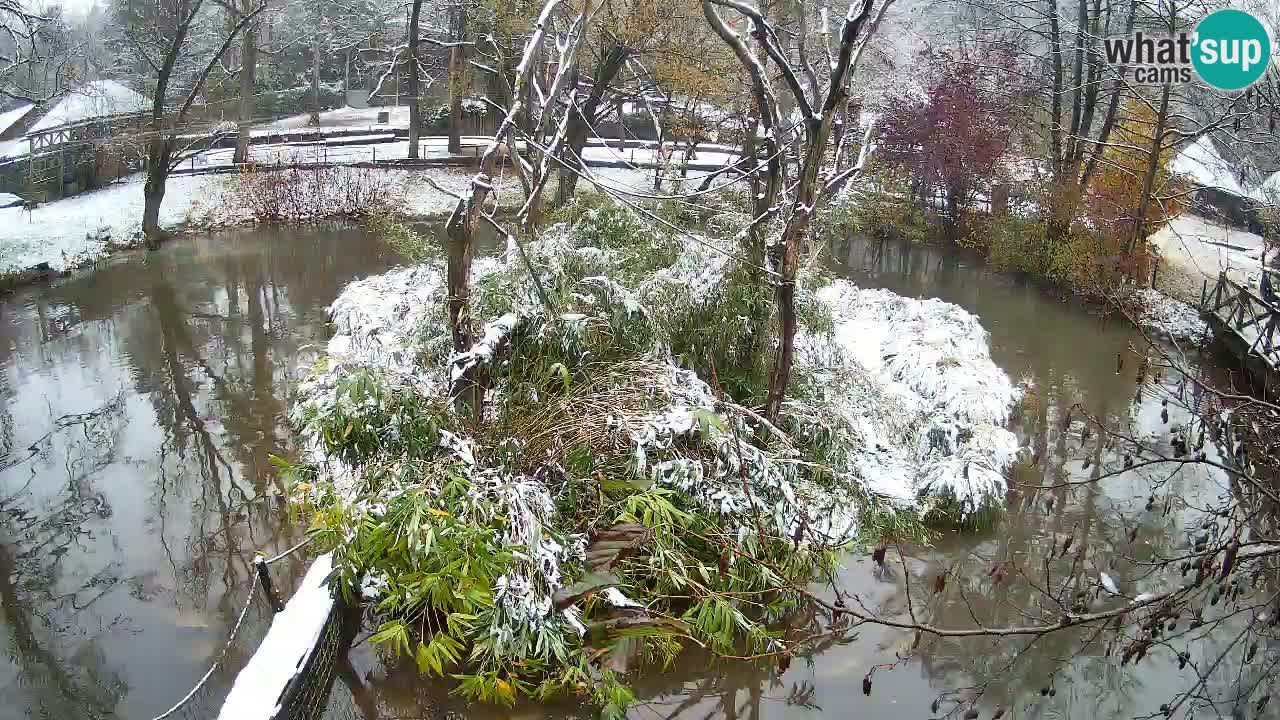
left=407, top=0, right=423, bottom=159
left=233, top=13, right=257, bottom=164
left=1128, top=83, right=1172, bottom=258
left=615, top=100, right=625, bottom=149
left=556, top=40, right=629, bottom=205
left=447, top=9, right=465, bottom=155
left=448, top=47, right=464, bottom=153
left=309, top=40, right=321, bottom=125
left=762, top=133, right=830, bottom=423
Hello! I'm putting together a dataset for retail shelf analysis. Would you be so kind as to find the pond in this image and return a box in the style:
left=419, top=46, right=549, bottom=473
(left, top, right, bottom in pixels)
left=0, top=225, right=405, bottom=720
left=0, top=227, right=1251, bottom=720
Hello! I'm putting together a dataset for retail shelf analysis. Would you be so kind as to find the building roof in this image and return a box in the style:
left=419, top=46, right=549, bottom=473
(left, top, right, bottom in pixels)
left=26, top=80, right=147, bottom=134
left=0, top=104, right=35, bottom=136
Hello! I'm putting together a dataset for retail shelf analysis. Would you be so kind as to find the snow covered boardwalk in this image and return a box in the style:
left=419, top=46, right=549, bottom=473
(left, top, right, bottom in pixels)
left=1201, top=272, right=1280, bottom=392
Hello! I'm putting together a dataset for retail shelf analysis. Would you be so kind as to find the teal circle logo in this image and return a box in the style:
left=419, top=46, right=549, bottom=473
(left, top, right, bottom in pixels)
left=1192, top=9, right=1271, bottom=90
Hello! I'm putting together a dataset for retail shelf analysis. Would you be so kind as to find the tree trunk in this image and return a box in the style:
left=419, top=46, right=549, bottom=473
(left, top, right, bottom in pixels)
left=447, top=9, right=466, bottom=155
left=309, top=40, right=321, bottom=126
left=762, top=116, right=839, bottom=424
left=233, top=16, right=257, bottom=164
left=446, top=221, right=474, bottom=354
left=1128, top=83, right=1172, bottom=257
left=448, top=46, right=464, bottom=153
left=143, top=135, right=172, bottom=249
left=445, top=153, right=501, bottom=412
left=555, top=42, right=629, bottom=205
left=1047, top=0, right=1064, bottom=182
left=407, top=0, right=423, bottom=160
left=615, top=100, right=626, bottom=149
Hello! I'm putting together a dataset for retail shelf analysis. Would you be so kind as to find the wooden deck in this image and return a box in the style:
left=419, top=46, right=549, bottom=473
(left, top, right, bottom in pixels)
left=1200, top=272, right=1280, bottom=394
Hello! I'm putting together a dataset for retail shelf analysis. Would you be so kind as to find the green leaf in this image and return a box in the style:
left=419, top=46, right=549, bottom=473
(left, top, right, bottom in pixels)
left=415, top=641, right=441, bottom=676
left=551, top=571, right=621, bottom=610
left=547, top=362, right=571, bottom=393
left=691, top=408, right=728, bottom=435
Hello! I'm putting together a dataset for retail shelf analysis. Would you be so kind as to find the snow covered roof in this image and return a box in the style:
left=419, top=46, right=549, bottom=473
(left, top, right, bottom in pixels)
left=26, top=80, right=147, bottom=134
left=0, top=103, right=34, bottom=135
left=1172, top=135, right=1247, bottom=198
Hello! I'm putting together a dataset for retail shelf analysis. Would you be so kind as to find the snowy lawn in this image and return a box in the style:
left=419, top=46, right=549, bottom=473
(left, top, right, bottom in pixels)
left=181, top=136, right=741, bottom=172
left=0, top=168, right=486, bottom=273
left=0, top=174, right=214, bottom=272
left=0, top=163, right=684, bottom=275
left=1150, top=213, right=1267, bottom=305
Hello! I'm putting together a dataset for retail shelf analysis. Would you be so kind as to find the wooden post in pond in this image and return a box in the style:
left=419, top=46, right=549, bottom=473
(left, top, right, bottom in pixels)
left=254, top=555, right=285, bottom=612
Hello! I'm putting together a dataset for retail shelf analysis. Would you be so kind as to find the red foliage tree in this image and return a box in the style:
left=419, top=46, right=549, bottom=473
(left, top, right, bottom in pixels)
left=879, top=49, right=1018, bottom=230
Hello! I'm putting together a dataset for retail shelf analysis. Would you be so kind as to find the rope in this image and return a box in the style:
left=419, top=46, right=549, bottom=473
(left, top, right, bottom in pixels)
left=148, top=580, right=257, bottom=720
left=263, top=536, right=313, bottom=565
left=138, top=536, right=316, bottom=720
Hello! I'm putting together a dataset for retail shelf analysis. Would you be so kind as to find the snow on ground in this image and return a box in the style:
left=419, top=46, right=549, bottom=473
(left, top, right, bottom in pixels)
left=189, top=136, right=497, bottom=168
left=0, top=113, right=739, bottom=277
left=216, top=553, right=336, bottom=720
left=1132, top=287, right=1209, bottom=343
left=0, top=174, right=214, bottom=272
left=1150, top=213, right=1268, bottom=305
left=180, top=136, right=739, bottom=173
left=259, top=105, right=415, bottom=130
left=0, top=166, right=529, bottom=274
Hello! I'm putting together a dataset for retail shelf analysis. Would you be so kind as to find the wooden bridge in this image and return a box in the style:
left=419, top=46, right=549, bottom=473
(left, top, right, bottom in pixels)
left=1200, top=271, right=1280, bottom=394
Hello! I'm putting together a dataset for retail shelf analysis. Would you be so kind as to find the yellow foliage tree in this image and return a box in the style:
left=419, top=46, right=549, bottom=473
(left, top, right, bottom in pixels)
left=1090, top=99, right=1184, bottom=241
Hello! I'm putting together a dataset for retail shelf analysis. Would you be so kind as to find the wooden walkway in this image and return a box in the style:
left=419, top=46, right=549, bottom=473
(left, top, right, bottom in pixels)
left=1200, top=272, right=1280, bottom=393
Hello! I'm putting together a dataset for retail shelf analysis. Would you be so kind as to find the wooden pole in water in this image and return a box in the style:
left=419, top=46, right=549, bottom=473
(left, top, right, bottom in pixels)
left=254, top=555, right=285, bottom=612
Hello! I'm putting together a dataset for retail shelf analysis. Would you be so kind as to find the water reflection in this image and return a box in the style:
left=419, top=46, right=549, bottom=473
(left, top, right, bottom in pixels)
left=320, top=233, right=1260, bottom=720
left=0, top=224, right=405, bottom=719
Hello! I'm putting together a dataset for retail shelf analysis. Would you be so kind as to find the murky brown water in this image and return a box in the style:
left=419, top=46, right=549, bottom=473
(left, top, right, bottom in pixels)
left=0, top=228, right=1262, bottom=720
left=0, top=225, right=407, bottom=719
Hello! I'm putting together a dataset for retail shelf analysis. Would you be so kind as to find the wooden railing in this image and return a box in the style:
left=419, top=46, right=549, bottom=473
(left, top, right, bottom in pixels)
left=1201, top=272, right=1280, bottom=370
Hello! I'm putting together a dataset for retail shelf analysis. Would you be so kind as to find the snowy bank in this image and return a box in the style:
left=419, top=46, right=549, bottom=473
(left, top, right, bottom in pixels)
left=0, top=174, right=211, bottom=273
left=0, top=167, right=518, bottom=275
left=1131, top=287, right=1209, bottom=344
left=0, top=156, right=692, bottom=278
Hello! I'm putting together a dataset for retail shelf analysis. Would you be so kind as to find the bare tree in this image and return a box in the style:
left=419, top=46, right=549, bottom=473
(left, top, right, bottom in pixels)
left=111, top=0, right=267, bottom=245
left=701, top=0, right=892, bottom=423
left=446, top=1, right=466, bottom=154
left=231, top=0, right=258, bottom=164
left=407, top=0, right=425, bottom=159
left=0, top=1, right=70, bottom=103
left=426, top=0, right=602, bottom=409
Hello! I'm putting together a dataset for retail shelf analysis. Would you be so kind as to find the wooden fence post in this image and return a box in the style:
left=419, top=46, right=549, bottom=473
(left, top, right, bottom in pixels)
left=254, top=555, right=285, bottom=613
